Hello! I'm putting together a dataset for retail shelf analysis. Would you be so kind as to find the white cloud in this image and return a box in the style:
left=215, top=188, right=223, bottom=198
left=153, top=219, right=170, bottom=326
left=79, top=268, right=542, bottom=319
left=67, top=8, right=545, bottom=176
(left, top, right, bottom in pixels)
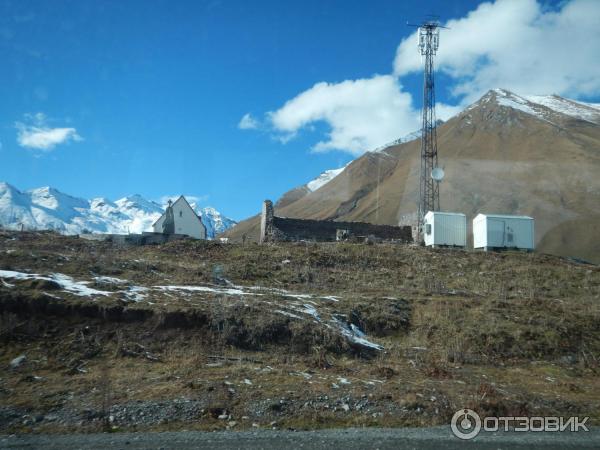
left=15, top=112, right=82, bottom=151
left=268, top=75, right=420, bottom=156
left=252, top=0, right=600, bottom=155
left=394, top=0, right=600, bottom=103
left=238, top=113, right=260, bottom=130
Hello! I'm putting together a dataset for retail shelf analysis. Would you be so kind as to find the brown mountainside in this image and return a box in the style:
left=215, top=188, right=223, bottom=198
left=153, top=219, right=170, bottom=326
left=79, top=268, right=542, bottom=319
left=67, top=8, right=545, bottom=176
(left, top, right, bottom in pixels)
left=223, top=89, right=600, bottom=263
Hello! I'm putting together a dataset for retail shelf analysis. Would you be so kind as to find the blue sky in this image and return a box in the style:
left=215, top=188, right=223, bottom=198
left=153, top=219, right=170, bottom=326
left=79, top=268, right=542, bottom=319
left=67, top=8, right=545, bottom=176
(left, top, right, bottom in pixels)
left=1, top=0, right=599, bottom=220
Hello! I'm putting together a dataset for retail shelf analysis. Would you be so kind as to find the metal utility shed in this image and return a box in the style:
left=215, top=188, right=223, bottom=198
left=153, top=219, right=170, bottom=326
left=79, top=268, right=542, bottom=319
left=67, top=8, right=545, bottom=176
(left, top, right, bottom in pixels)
left=473, top=213, right=534, bottom=251
left=423, top=211, right=467, bottom=248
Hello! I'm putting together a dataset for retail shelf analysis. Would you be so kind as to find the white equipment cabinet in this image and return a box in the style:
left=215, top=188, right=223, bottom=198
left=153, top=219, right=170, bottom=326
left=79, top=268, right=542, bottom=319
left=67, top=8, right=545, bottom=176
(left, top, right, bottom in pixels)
left=473, top=214, right=534, bottom=251
left=423, top=211, right=467, bottom=248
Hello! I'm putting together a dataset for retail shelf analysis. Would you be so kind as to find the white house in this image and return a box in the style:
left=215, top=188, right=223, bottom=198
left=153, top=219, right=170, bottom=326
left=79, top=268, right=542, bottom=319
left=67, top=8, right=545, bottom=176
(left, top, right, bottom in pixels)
left=152, top=196, right=206, bottom=240
left=473, top=213, right=534, bottom=251
left=423, top=211, right=466, bottom=248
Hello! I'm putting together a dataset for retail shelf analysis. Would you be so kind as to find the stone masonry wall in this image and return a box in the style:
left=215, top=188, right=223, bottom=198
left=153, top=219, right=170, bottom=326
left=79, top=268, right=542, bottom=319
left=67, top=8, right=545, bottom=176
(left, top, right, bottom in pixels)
left=260, top=200, right=412, bottom=243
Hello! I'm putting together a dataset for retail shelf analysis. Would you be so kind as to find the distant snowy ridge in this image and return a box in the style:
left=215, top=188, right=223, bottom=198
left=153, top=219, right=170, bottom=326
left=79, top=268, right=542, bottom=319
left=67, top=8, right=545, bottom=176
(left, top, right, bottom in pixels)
left=0, top=182, right=236, bottom=238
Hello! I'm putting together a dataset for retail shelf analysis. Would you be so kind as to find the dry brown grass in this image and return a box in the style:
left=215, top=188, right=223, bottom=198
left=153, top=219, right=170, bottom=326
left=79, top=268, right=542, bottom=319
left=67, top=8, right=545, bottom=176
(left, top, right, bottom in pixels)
left=0, top=231, right=599, bottom=432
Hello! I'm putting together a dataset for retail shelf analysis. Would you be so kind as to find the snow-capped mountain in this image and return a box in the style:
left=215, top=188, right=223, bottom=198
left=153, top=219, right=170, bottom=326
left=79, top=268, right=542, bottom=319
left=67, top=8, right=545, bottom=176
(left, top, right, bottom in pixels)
left=302, top=91, right=600, bottom=195
left=471, top=88, right=600, bottom=125
left=0, top=182, right=236, bottom=238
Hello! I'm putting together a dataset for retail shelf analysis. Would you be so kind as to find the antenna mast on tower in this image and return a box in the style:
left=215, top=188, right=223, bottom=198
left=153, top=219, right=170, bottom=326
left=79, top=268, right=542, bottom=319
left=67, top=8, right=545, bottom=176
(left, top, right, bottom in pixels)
left=416, top=20, right=444, bottom=242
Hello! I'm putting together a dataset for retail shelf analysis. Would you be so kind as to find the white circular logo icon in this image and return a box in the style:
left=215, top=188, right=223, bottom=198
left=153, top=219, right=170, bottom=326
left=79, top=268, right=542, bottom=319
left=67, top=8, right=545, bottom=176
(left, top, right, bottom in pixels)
left=451, top=409, right=482, bottom=440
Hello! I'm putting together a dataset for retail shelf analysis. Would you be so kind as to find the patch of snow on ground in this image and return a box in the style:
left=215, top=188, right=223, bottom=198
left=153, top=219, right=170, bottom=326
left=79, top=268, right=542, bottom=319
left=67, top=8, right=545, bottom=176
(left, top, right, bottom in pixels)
left=0, top=271, right=343, bottom=306
left=94, top=276, right=128, bottom=284
left=124, top=286, right=150, bottom=302
left=301, top=303, right=320, bottom=320
left=246, top=285, right=342, bottom=302
left=1, top=269, right=386, bottom=352
left=350, top=323, right=365, bottom=338
left=156, top=285, right=255, bottom=296
left=290, top=371, right=313, bottom=380
left=281, top=293, right=313, bottom=299
left=0, top=270, right=112, bottom=297
left=274, top=309, right=303, bottom=319
left=0, top=270, right=36, bottom=281
left=347, top=333, right=383, bottom=351
left=49, top=273, right=113, bottom=296
left=332, top=317, right=383, bottom=351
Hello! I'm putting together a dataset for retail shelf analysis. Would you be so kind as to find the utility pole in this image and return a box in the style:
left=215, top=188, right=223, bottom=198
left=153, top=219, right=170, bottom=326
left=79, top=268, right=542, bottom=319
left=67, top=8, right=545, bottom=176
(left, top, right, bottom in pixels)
left=416, top=20, right=444, bottom=242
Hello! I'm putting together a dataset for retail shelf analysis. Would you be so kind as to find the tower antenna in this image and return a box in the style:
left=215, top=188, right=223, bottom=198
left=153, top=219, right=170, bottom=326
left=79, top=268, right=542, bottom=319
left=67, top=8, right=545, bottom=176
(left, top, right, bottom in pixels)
left=410, top=19, right=446, bottom=243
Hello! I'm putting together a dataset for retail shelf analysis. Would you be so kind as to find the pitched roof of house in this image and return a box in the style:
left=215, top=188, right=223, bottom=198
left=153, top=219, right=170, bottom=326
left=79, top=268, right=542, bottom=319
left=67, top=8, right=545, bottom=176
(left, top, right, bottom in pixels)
left=152, top=195, right=205, bottom=230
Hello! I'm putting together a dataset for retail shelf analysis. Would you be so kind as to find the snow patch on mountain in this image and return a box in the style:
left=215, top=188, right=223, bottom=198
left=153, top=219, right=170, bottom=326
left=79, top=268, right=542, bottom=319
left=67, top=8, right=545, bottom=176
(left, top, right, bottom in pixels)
left=525, top=95, right=600, bottom=124
left=494, top=89, right=540, bottom=117
left=488, top=89, right=600, bottom=125
left=0, top=182, right=236, bottom=238
left=307, top=166, right=347, bottom=192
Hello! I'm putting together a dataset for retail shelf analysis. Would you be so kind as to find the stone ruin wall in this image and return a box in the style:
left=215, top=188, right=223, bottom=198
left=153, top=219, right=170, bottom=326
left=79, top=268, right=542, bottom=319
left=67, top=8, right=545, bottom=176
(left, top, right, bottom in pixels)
left=260, top=200, right=413, bottom=244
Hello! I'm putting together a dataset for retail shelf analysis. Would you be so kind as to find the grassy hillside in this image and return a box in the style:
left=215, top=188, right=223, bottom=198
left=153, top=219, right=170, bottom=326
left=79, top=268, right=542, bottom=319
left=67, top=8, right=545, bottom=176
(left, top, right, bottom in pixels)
left=1, top=231, right=599, bottom=432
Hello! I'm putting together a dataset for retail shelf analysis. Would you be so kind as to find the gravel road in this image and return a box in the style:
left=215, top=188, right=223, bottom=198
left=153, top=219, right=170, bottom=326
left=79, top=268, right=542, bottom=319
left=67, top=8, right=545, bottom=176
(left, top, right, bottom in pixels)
left=2, top=427, right=600, bottom=450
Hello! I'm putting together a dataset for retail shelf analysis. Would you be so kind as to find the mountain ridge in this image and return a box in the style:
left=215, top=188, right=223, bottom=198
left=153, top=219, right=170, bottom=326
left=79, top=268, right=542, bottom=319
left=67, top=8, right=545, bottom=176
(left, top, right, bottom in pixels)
left=0, top=182, right=236, bottom=239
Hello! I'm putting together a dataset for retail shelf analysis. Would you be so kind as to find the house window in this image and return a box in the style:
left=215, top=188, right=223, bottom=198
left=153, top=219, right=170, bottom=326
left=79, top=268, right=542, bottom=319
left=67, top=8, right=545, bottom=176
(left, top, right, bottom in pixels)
left=179, top=211, right=183, bottom=217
